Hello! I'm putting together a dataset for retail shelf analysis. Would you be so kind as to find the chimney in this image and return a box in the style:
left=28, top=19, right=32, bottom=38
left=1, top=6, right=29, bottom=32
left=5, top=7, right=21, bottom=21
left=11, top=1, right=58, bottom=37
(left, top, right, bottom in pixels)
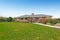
left=32, top=13, right=34, bottom=15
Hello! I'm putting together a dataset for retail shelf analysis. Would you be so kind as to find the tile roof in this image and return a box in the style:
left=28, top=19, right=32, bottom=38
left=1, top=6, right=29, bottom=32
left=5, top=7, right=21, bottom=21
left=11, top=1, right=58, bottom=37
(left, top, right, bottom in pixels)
left=19, top=14, right=52, bottom=18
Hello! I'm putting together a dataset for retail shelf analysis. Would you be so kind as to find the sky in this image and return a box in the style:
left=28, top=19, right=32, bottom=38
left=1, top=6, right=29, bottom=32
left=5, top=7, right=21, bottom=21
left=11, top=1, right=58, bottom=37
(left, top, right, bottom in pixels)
left=0, top=0, right=60, bottom=18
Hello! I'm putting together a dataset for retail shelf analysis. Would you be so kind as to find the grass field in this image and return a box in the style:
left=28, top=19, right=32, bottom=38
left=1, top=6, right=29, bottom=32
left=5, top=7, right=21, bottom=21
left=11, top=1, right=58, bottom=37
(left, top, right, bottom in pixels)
left=0, top=22, right=60, bottom=40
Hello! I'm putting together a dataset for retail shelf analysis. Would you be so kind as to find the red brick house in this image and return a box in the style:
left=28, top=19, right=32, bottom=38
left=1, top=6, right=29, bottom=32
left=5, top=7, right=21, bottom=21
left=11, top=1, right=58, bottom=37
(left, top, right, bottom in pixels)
left=15, top=13, right=52, bottom=23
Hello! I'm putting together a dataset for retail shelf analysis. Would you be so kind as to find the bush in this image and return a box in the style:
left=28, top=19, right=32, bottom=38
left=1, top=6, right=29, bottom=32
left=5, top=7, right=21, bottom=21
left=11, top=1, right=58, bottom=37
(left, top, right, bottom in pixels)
left=50, top=19, right=60, bottom=25
left=0, top=18, right=7, bottom=22
left=7, top=17, right=13, bottom=22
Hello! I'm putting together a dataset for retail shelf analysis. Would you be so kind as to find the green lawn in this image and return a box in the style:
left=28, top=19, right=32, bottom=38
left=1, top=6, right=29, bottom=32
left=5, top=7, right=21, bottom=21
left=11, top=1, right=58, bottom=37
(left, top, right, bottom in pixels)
left=0, top=22, right=60, bottom=40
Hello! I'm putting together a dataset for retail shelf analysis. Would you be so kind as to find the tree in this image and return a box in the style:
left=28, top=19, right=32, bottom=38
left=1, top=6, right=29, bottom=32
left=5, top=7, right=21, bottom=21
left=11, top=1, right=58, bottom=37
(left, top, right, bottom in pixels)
left=50, top=18, right=60, bottom=24
left=0, top=18, right=7, bottom=22
left=7, top=17, right=13, bottom=22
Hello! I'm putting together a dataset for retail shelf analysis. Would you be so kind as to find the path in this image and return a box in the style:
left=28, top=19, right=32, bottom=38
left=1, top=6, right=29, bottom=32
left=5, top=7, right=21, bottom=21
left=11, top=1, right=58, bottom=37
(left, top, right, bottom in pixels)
left=34, top=23, right=60, bottom=29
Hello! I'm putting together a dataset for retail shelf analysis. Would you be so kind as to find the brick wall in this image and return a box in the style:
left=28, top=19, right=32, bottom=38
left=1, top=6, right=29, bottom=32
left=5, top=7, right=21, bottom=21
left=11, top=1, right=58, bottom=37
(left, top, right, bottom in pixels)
left=39, top=17, right=46, bottom=23
left=16, top=16, right=51, bottom=23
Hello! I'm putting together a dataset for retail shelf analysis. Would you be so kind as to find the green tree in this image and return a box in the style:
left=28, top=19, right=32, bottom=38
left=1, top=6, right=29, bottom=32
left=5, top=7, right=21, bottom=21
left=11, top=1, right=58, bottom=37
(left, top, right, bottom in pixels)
left=7, top=17, right=13, bottom=22
left=50, top=18, right=60, bottom=24
left=0, top=18, right=7, bottom=22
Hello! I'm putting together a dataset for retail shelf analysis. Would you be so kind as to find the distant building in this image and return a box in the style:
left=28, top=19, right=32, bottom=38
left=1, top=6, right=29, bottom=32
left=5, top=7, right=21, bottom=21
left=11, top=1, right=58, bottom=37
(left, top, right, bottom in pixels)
left=15, top=13, right=52, bottom=23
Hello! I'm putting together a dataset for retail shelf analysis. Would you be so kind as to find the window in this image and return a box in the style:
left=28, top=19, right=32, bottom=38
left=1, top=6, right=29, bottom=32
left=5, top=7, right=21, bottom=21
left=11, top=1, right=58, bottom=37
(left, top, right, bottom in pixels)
left=21, top=18, right=23, bottom=20
left=25, top=18, right=27, bottom=20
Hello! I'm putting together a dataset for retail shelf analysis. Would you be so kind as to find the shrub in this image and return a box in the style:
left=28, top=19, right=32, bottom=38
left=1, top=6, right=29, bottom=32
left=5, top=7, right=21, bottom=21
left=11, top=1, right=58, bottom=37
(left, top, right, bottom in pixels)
left=7, top=17, right=13, bottom=22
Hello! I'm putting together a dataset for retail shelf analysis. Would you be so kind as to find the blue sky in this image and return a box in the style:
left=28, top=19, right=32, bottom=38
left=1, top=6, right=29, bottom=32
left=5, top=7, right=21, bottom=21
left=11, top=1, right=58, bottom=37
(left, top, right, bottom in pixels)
left=0, top=0, right=60, bottom=18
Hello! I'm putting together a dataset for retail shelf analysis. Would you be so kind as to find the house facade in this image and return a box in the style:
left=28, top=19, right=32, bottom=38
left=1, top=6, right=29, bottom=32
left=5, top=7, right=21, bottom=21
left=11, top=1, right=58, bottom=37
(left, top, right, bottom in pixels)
left=15, top=13, right=52, bottom=23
